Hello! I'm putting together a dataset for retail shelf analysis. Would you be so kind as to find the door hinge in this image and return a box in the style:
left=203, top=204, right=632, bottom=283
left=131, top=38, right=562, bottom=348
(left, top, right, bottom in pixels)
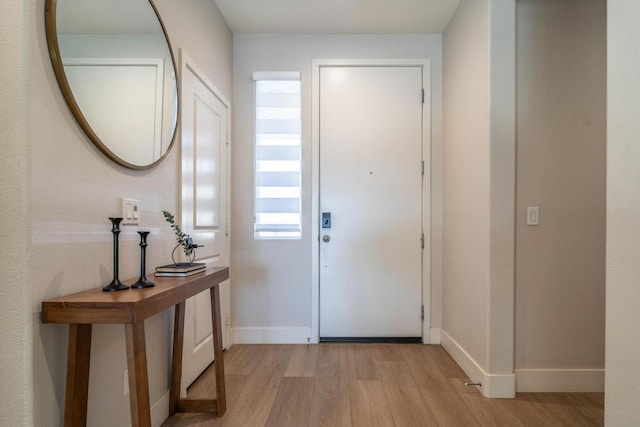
left=421, top=88, right=425, bottom=104
left=421, top=305, right=424, bottom=320
left=421, top=233, right=425, bottom=249
left=421, top=160, right=425, bottom=176
left=225, top=222, right=229, bottom=237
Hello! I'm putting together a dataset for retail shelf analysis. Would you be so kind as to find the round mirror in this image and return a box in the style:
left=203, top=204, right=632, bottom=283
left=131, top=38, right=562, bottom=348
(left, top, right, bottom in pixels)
left=45, top=0, right=179, bottom=169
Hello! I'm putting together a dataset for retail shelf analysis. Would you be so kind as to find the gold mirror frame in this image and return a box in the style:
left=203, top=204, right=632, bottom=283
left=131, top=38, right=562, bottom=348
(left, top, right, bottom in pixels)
left=44, top=0, right=180, bottom=170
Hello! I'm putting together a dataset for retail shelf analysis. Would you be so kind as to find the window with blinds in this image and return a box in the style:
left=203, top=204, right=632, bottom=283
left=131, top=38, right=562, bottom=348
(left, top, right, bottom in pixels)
left=253, top=72, right=302, bottom=239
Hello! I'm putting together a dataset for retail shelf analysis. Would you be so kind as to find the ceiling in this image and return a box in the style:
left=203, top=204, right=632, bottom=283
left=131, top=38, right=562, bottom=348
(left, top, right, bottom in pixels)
left=214, top=0, right=462, bottom=35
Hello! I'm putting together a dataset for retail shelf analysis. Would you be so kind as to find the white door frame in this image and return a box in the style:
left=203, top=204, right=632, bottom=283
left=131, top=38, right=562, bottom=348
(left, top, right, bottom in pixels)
left=311, top=58, right=432, bottom=344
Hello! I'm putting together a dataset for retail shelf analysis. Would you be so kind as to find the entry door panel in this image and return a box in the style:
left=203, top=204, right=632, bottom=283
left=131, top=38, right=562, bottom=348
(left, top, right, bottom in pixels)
left=319, top=66, right=423, bottom=338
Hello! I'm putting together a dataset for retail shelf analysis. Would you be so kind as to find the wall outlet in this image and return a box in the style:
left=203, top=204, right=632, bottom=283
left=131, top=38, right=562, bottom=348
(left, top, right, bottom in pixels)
left=122, top=198, right=140, bottom=226
left=123, top=369, right=129, bottom=396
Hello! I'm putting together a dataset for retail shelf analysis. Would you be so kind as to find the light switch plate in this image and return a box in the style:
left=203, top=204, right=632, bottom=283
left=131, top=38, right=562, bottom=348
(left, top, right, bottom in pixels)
left=527, top=206, right=539, bottom=226
left=122, top=198, right=140, bottom=225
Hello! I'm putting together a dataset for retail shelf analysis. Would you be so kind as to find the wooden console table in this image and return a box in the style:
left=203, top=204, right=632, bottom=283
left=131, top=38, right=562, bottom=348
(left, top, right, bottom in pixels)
left=41, top=267, right=229, bottom=427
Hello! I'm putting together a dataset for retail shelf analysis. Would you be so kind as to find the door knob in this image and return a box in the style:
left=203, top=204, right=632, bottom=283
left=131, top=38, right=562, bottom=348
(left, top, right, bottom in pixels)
left=322, top=235, right=331, bottom=243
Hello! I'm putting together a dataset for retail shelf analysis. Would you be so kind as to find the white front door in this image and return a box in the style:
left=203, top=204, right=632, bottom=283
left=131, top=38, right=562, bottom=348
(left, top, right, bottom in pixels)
left=180, top=51, right=231, bottom=393
left=319, top=66, right=424, bottom=339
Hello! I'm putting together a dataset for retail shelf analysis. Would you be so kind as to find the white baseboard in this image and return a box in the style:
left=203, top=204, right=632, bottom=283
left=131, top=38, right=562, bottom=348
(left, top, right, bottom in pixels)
left=516, top=369, right=605, bottom=392
left=428, top=327, right=441, bottom=344
left=151, top=390, right=170, bottom=427
left=232, top=327, right=312, bottom=344
left=440, top=329, right=516, bottom=398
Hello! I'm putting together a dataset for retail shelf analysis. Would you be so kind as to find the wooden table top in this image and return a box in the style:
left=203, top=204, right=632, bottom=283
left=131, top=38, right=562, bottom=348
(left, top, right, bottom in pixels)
left=41, top=267, right=229, bottom=325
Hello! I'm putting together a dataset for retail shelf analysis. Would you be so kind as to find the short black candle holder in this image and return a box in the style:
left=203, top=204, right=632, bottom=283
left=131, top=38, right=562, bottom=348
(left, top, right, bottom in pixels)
left=131, top=231, right=155, bottom=289
left=103, top=217, right=129, bottom=292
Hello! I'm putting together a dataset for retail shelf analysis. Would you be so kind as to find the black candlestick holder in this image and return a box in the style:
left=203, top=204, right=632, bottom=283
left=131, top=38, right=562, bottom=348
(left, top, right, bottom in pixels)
left=132, top=231, right=155, bottom=289
left=103, top=217, right=129, bottom=292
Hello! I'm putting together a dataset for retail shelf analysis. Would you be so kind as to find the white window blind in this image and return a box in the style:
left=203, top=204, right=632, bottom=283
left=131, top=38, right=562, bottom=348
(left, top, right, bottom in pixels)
left=254, top=72, right=302, bottom=239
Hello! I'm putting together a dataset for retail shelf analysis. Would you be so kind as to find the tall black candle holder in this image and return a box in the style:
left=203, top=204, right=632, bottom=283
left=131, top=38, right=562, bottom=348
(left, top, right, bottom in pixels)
left=132, top=231, right=155, bottom=289
left=103, top=217, right=129, bottom=292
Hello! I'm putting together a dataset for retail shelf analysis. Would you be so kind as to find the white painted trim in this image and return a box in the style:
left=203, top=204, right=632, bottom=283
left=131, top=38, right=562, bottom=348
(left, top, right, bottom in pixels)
left=313, top=58, right=435, bottom=67
left=484, top=372, right=517, bottom=398
left=150, top=390, right=170, bottom=427
left=180, top=50, right=231, bottom=107
left=232, top=327, right=312, bottom=344
left=422, top=61, right=433, bottom=344
left=516, top=369, right=605, bottom=392
left=440, top=329, right=484, bottom=388
left=252, top=71, right=301, bottom=81
left=311, top=58, right=432, bottom=342
left=311, top=58, right=320, bottom=342
left=441, top=329, right=516, bottom=398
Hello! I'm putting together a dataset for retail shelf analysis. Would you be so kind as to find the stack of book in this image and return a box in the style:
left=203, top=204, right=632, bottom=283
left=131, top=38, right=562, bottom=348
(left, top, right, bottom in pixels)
left=154, top=262, right=206, bottom=277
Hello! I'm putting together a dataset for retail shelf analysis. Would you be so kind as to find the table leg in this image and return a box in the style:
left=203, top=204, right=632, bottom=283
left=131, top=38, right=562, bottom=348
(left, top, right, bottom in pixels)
left=64, top=324, right=92, bottom=427
left=170, top=302, right=186, bottom=416
left=169, top=284, right=226, bottom=416
left=125, top=321, right=152, bottom=427
left=210, top=285, right=226, bottom=415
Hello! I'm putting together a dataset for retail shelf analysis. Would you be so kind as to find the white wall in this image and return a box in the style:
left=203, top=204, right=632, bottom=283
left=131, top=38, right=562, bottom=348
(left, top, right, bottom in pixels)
left=607, top=0, right=640, bottom=424
left=0, top=0, right=232, bottom=425
left=231, top=34, right=443, bottom=341
left=157, top=0, right=232, bottom=96
left=487, top=0, right=516, bottom=380
left=0, top=0, right=33, bottom=424
left=442, top=0, right=491, bottom=375
left=442, top=0, right=516, bottom=397
left=515, top=0, right=606, bottom=391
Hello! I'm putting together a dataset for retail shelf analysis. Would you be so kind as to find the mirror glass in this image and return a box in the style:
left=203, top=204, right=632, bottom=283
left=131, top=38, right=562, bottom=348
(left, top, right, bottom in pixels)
left=46, top=0, right=178, bottom=169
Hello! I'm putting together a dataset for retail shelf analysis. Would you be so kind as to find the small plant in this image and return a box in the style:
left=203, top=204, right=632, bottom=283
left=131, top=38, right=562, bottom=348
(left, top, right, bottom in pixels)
left=162, top=210, right=199, bottom=263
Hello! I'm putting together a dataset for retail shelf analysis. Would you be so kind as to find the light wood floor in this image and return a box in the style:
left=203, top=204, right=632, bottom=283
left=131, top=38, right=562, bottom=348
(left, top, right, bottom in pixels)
left=162, top=344, right=604, bottom=426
